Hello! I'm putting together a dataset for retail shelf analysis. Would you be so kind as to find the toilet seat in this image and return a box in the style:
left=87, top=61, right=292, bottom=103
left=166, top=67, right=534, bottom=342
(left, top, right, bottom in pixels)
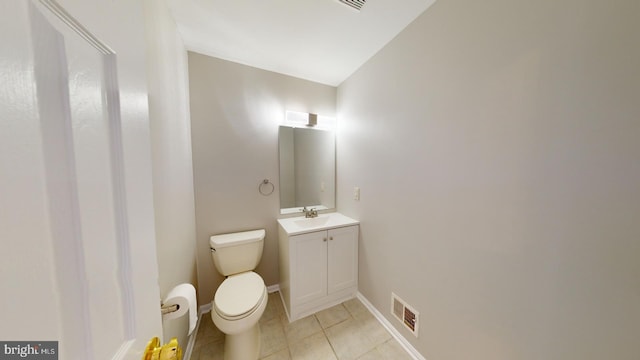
left=214, top=271, right=266, bottom=320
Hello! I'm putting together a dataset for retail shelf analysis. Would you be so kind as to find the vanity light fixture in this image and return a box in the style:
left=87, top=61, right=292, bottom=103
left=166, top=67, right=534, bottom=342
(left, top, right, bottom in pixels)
left=284, top=110, right=335, bottom=130
left=308, top=113, right=318, bottom=127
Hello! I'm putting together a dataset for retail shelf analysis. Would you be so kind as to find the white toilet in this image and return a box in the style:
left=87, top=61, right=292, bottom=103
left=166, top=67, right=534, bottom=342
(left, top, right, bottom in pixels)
left=209, top=229, right=268, bottom=360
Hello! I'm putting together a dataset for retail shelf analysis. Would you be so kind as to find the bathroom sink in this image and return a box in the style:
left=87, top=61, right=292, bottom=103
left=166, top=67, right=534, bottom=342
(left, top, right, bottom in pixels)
left=278, top=212, right=359, bottom=235
left=293, top=216, right=331, bottom=229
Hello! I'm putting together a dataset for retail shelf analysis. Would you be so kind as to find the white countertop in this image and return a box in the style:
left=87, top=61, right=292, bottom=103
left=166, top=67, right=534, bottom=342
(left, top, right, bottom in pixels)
left=277, top=212, right=359, bottom=236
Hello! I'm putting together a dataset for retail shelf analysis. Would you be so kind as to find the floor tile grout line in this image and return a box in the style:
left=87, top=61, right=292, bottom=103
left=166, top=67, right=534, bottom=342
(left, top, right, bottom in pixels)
left=194, top=294, right=403, bottom=360
left=321, top=325, right=340, bottom=359
left=317, top=312, right=340, bottom=360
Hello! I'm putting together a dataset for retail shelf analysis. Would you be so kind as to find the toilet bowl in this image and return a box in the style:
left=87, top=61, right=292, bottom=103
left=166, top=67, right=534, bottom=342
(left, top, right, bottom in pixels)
left=211, top=272, right=267, bottom=359
left=209, top=229, right=267, bottom=360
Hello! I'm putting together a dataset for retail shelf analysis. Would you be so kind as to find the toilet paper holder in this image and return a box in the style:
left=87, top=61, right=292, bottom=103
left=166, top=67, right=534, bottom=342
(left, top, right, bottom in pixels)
left=161, top=302, right=180, bottom=315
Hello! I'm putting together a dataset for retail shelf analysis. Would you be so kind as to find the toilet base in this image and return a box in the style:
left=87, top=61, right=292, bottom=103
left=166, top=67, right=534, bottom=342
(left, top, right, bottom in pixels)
left=224, top=323, right=260, bottom=360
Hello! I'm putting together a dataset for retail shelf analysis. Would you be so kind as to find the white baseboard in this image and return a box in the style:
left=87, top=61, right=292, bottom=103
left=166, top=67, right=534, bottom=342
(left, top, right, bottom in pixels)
left=267, top=283, right=280, bottom=293
left=356, top=292, right=426, bottom=360
left=183, top=302, right=213, bottom=360
left=199, top=302, right=213, bottom=314
left=182, top=316, right=197, bottom=360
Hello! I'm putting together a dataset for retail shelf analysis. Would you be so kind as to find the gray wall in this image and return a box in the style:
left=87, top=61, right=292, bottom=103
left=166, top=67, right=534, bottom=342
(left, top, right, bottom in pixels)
left=337, top=0, right=640, bottom=359
left=188, top=53, right=336, bottom=305
left=143, top=0, right=197, bottom=347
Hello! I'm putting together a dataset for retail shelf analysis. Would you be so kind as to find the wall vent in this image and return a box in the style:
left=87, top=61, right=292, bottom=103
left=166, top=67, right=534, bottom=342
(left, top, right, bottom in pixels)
left=338, top=0, right=367, bottom=11
left=391, top=293, right=419, bottom=337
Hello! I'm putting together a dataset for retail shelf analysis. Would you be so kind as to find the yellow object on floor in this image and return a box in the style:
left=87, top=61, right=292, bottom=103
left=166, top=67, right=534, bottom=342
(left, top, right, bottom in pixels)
left=142, top=337, right=182, bottom=360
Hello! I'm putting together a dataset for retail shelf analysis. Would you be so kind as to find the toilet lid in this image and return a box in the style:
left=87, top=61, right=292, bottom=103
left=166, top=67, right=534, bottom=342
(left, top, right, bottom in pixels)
left=214, top=272, right=265, bottom=319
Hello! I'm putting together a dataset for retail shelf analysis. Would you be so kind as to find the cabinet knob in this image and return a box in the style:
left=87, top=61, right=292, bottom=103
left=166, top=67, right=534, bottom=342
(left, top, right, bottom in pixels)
left=323, top=238, right=327, bottom=242
left=329, top=236, right=333, bottom=240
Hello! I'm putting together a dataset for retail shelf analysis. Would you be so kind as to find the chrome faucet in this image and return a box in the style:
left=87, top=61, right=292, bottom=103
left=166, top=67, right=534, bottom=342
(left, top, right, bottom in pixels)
left=302, top=207, right=318, bottom=218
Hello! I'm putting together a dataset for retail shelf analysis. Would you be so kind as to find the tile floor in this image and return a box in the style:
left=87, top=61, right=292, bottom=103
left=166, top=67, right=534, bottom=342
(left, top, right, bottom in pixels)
left=190, top=292, right=413, bottom=360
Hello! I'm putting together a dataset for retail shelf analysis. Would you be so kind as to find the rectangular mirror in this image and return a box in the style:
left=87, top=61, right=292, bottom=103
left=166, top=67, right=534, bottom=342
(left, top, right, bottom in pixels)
left=278, top=125, right=335, bottom=214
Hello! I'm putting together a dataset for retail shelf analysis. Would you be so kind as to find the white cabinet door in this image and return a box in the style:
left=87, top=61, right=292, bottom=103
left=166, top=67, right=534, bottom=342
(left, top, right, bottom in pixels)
left=291, top=231, right=328, bottom=305
left=328, top=226, right=359, bottom=294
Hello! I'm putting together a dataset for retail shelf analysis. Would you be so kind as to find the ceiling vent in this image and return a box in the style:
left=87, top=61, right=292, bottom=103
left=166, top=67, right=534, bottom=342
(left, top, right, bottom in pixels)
left=338, top=0, right=367, bottom=11
left=391, top=293, right=419, bottom=337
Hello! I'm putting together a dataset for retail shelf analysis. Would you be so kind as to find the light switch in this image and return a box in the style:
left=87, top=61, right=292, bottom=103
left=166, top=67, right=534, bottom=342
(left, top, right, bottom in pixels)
left=353, top=186, right=360, bottom=201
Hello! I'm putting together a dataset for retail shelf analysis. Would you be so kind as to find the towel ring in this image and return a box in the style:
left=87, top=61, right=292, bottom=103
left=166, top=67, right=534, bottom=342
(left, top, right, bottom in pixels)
left=259, top=179, right=275, bottom=196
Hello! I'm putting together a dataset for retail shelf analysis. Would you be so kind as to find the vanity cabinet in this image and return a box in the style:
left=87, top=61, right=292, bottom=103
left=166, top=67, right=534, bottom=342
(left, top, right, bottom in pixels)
left=278, top=218, right=359, bottom=322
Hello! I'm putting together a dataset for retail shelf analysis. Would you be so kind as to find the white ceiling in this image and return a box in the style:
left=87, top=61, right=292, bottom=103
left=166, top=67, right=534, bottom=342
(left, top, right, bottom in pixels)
left=166, top=0, right=437, bottom=86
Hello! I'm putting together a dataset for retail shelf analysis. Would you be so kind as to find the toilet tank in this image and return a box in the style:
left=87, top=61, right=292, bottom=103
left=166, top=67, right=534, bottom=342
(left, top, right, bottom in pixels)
left=209, top=229, right=265, bottom=276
